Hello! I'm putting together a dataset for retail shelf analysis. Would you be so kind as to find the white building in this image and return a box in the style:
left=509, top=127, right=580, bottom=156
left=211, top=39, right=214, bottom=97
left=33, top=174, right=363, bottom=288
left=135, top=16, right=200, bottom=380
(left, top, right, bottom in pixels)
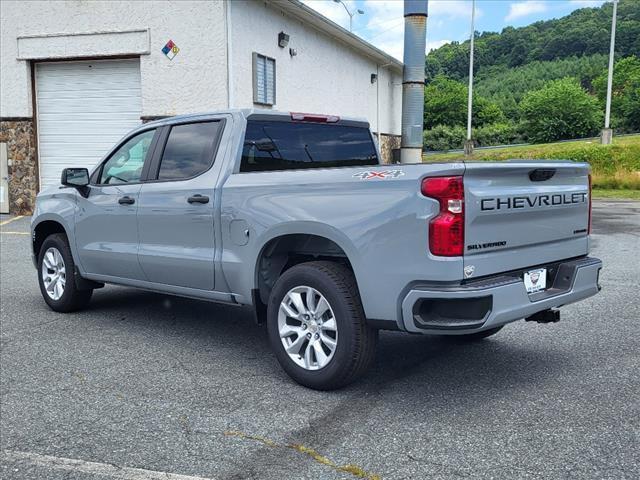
left=0, top=0, right=403, bottom=214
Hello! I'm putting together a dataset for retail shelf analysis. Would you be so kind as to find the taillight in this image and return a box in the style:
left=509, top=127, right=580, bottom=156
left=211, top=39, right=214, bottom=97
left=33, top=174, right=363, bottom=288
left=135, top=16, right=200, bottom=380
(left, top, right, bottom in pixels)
left=422, top=176, right=464, bottom=256
left=588, top=174, right=592, bottom=234
left=290, top=112, right=340, bottom=123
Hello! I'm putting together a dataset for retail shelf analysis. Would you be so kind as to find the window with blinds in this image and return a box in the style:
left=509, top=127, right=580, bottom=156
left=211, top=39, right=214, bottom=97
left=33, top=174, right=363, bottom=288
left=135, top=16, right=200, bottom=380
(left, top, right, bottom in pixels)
left=252, top=53, right=276, bottom=106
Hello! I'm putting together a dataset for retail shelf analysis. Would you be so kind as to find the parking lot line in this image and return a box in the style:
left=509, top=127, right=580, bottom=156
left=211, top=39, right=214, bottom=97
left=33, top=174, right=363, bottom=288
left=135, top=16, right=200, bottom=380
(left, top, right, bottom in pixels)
left=0, top=231, right=29, bottom=235
left=0, top=215, right=24, bottom=227
left=1, top=450, right=217, bottom=480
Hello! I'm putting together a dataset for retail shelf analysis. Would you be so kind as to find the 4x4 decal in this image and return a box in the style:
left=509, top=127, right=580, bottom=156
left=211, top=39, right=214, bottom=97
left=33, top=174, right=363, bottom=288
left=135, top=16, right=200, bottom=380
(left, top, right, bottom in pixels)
left=353, top=170, right=405, bottom=180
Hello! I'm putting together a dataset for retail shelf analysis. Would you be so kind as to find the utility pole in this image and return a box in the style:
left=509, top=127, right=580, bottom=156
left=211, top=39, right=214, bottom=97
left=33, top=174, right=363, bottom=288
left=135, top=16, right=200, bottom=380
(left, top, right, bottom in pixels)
left=400, top=0, right=429, bottom=164
left=464, top=0, right=476, bottom=156
left=601, top=0, right=618, bottom=145
left=333, top=0, right=364, bottom=32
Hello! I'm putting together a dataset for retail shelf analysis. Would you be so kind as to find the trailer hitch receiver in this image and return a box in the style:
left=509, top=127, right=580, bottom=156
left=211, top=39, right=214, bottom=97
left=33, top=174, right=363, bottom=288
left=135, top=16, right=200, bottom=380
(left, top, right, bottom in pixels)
left=525, top=309, right=560, bottom=324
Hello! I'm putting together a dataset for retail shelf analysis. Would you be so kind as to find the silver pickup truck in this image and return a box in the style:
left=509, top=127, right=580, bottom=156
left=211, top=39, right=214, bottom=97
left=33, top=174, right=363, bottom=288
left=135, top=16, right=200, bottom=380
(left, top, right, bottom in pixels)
left=31, top=110, right=602, bottom=389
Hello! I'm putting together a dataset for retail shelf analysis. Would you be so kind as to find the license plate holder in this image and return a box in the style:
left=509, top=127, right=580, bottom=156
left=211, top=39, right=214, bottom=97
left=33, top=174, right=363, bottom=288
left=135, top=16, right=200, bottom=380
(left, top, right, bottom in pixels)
left=524, top=268, right=547, bottom=294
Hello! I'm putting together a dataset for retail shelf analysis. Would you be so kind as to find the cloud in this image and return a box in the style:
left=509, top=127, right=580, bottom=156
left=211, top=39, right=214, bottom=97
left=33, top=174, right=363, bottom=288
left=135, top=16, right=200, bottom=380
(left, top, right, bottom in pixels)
left=569, top=0, right=605, bottom=6
left=361, top=0, right=480, bottom=23
left=300, top=0, right=351, bottom=29
left=505, top=1, right=548, bottom=22
left=364, top=1, right=479, bottom=59
left=303, top=1, right=477, bottom=61
left=427, top=39, right=452, bottom=55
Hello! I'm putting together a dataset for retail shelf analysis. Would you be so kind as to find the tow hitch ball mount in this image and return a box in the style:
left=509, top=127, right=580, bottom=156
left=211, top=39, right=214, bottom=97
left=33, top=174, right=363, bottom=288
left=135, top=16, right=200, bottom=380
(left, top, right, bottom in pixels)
left=525, top=309, right=560, bottom=324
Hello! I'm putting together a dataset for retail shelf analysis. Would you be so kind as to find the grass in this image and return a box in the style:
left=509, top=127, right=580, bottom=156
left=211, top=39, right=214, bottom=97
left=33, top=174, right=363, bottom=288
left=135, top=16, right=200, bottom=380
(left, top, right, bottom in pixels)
left=591, top=189, right=640, bottom=200
left=424, top=134, right=640, bottom=197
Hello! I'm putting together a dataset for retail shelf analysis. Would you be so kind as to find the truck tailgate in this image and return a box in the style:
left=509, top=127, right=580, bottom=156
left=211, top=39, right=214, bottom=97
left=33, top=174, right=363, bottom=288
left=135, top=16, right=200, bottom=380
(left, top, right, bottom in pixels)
left=463, top=161, right=590, bottom=278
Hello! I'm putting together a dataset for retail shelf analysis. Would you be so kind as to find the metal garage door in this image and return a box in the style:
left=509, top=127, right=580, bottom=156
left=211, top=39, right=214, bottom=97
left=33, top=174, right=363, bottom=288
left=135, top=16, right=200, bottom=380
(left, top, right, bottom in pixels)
left=35, top=59, right=142, bottom=189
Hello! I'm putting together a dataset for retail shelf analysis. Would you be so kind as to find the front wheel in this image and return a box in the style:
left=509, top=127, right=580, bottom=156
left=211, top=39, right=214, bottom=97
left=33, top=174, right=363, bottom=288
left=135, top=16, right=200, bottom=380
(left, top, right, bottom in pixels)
left=37, top=233, right=93, bottom=312
left=267, top=261, right=377, bottom=390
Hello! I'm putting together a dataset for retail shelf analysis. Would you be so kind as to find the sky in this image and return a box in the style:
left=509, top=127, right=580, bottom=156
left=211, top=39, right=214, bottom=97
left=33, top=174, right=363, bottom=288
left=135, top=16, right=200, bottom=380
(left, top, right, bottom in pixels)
left=301, top=0, right=607, bottom=60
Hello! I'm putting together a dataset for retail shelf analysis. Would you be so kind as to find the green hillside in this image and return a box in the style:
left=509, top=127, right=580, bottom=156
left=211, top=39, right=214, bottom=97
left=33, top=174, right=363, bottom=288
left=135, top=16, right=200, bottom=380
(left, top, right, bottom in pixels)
left=474, top=55, right=608, bottom=119
left=426, top=0, right=639, bottom=81
left=422, top=0, right=640, bottom=150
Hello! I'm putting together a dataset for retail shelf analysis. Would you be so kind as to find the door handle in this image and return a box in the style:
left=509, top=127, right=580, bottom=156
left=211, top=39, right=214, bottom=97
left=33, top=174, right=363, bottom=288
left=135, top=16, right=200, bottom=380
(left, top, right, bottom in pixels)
left=187, top=194, right=209, bottom=204
left=118, top=196, right=135, bottom=205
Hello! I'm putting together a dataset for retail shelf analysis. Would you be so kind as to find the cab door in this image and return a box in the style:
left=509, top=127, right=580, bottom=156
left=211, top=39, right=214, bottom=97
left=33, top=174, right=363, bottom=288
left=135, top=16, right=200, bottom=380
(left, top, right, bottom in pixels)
left=136, top=120, right=224, bottom=290
left=74, top=128, right=158, bottom=280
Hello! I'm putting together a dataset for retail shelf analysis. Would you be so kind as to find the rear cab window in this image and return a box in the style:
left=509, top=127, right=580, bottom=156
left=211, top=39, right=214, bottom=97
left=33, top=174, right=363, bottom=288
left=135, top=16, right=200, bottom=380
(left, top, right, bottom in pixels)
left=240, top=120, right=378, bottom=173
left=156, top=121, right=223, bottom=180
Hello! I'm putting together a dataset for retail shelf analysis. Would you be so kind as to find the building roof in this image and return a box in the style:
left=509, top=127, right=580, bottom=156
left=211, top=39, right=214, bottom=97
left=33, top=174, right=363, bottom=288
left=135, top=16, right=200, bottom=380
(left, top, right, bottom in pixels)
left=269, top=0, right=404, bottom=73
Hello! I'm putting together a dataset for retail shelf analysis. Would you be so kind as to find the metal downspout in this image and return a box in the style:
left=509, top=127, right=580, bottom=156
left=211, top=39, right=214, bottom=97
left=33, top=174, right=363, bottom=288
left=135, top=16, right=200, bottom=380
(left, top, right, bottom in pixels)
left=400, top=0, right=428, bottom=164
left=226, top=0, right=234, bottom=108
left=377, top=64, right=381, bottom=148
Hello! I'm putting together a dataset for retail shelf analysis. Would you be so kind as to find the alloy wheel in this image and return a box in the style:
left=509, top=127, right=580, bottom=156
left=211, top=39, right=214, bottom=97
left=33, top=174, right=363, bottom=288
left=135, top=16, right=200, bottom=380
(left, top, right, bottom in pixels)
left=41, top=247, right=66, bottom=301
left=278, top=286, right=338, bottom=370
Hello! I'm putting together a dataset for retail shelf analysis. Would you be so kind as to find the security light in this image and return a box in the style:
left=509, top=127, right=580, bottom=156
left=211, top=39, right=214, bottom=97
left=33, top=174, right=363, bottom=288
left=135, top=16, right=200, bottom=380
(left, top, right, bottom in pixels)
left=278, top=31, right=289, bottom=48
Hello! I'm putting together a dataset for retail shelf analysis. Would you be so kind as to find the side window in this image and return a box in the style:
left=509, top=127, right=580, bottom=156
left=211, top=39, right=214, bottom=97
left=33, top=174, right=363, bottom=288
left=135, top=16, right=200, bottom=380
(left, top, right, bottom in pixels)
left=253, top=53, right=276, bottom=106
left=99, top=129, right=155, bottom=185
left=157, top=121, right=222, bottom=180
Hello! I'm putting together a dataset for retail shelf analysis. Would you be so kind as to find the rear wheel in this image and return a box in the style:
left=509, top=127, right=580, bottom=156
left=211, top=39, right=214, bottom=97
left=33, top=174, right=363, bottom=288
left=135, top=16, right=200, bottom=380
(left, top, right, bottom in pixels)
left=38, top=233, right=93, bottom=312
left=267, top=261, right=377, bottom=390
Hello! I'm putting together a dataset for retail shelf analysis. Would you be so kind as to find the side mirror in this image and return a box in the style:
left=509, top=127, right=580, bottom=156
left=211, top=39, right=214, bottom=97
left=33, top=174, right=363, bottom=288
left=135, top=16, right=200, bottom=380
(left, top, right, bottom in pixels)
left=61, top=168, right=89, bottom=187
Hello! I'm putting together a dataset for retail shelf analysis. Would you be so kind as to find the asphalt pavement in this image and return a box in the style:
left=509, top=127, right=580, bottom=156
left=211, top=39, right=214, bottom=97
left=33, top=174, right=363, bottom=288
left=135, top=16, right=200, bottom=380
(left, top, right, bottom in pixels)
left=1, top=201, right=638, bottom=479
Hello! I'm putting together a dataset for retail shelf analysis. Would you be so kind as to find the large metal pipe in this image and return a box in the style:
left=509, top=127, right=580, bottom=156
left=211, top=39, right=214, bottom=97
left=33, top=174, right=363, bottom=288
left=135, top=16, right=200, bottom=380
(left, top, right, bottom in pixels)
left=400, top=0, right=428, bottom=164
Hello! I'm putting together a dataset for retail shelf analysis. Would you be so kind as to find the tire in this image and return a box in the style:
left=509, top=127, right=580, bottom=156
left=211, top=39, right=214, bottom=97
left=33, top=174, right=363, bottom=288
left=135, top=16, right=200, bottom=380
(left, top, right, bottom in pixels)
left=443, top=326, right=503, bottom=342
left=267, top=261, right=378, bottom=390
left=37, top=233, right=93, bottom=312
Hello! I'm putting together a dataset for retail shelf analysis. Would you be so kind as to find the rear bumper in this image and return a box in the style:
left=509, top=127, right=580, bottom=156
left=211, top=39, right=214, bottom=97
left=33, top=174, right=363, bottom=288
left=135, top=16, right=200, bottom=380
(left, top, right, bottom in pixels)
left=400, top=256, right=602, bottom=334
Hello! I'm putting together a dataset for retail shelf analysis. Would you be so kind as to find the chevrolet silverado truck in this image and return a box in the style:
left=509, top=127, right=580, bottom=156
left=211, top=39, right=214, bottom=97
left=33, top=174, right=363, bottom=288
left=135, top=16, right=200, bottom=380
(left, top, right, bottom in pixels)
left=31, top=110, right=602, bottom=390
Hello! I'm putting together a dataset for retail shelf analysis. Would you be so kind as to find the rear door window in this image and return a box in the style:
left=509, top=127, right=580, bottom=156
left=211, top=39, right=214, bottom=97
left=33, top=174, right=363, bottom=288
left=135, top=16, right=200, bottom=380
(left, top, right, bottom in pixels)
left=157, top=121, right=222, bottom=180
left=240, top=120, right=378, bottom=172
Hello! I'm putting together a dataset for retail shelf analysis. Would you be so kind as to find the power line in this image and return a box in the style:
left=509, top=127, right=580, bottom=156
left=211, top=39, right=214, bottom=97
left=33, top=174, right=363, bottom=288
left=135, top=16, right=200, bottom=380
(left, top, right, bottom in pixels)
left=351, top=15, right=405, bottom=33
left=364, top=18, right=404, bottom=41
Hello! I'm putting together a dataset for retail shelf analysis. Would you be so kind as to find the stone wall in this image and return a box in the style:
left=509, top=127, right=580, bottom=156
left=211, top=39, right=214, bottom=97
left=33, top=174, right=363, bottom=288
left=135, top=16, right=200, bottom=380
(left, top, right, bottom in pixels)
left=0, top=119, right=38, bottom=215
left=378, top=133, right=401, bottom=164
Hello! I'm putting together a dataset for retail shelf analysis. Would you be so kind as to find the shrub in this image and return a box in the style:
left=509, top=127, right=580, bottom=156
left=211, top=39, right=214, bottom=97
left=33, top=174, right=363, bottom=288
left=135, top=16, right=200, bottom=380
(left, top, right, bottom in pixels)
left=520, top=78, right=602, bottom=143
left=423, top=122, right=525, bottom=151
left=423, top=124, right=466, bottom=151
left=474, top=122, right=526, bottom=146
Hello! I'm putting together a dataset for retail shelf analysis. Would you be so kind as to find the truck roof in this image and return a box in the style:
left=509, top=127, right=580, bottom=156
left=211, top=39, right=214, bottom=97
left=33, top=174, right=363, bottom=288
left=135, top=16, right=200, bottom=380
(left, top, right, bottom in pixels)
left=139, top=109, right=370, bottom=129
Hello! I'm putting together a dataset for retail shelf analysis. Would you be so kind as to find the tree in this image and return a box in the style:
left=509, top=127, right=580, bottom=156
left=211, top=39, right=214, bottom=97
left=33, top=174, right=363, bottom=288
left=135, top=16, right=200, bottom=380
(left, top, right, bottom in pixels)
left=424, top=76, right=467, bottom=128
left=520, top=78, right=602, bottom=142
left=423, top=76, right=505, bottom=129
left=593, top=56, right=640, bottom=132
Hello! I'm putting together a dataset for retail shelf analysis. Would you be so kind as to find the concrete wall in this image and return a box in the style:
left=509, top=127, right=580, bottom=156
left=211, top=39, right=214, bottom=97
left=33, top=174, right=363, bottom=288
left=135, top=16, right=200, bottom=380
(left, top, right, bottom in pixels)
left=230, top=1, right=402, bottom=135
left=0, top=0, right=228, bottom=118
